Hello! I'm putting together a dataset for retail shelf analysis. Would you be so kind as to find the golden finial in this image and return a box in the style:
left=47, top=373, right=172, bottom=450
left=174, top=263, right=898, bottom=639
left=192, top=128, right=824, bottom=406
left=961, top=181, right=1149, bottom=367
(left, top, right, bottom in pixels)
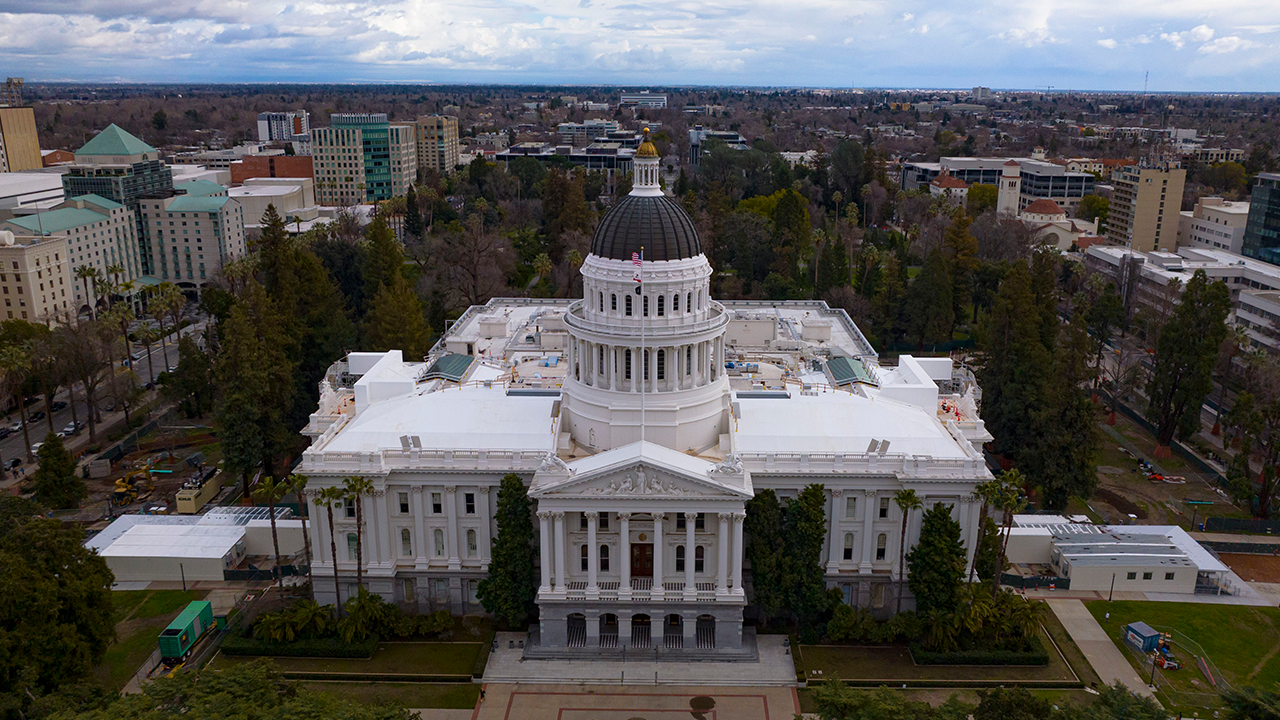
left=636, top=127, right=658, bottom=158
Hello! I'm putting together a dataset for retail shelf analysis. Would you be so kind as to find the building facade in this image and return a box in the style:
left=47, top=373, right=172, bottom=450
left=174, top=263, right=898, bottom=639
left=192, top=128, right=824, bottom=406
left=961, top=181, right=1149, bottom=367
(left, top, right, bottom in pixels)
left=1243, top=173, right=1280, bottom=265
left=557, top=120, right=620, bottom=146
left=229, top=155, right=314, bottom=186
left=297, top=138, right=994, bottom=658
left=1104, top=161, right=1186, bottom=253
left=619, top=92, right=667, bottom=108
left=415, top=116, right=460, bottom=177
left=257, top=111, right=310, bottom=143
left=0, top=229, right=72, bottom=322
left=901, top=157, right=1096, bottom=211
left=0, top=107, right=41, bottom=173
left=312, top=114, right=416, bottom=205
left=1177, top=197, right=1250, bottom=254
left=140, top=194, right=247, bottom=290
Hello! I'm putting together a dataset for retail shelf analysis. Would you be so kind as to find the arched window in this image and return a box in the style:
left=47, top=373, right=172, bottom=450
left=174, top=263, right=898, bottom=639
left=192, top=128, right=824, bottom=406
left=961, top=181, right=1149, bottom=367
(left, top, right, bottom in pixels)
left=843, top=533, right=854, bottom=561
left=657, top=295, right=665, bottom=316
left=466, top=529, right=478, bottom=558
left=686, top=346, right=692, bottom=375
left=675, top=544, right=686, bottom=572
left=625, top=349, right=632, bottom=380
left=657, top=349, right=666, bottom=380
left=598, top=345, right=604, bottom=372
left=600, top=544, right=610, bottom=572
left=876, top=533, right=887, bottom=561
left=401, top=528, right=413, bottom=557
left=434, top=529, right=445, bottom=556
left=611, top=293, right=617, bottom=311
left=581, top=544, right=589, bottom=571
left=695, top=545, right=705, bottom=573
left=598, top=291, right=603, bottom=310
left=687, top=292, right=692, bottom=312
left=346, top=533, right=358, bottom=561
left=625, top=295, right=632, bottom=316
left=643, top=350, right=650, bottom=380
left=672, top=293, right=679, bottom=313
left=643, top=295, right=649, bottom=317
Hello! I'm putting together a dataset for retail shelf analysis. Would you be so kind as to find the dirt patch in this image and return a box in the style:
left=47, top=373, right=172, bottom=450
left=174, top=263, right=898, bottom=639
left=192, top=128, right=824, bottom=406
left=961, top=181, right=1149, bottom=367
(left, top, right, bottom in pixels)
left=1219, top=553, right=1280, bottom=583
left=1096, top=487, right=1148, bottom=519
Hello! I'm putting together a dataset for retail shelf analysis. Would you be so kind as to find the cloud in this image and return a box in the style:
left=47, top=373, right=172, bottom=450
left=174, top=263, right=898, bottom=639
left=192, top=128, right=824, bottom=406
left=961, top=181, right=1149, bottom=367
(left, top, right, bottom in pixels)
left=901, top=13, right=913, bottom=21
left=1161, top=24, right=1214, bottom=49
left=1198, top=35, right=1259, bottom=53
left=1097, top=38, right=1117, bottom=49
left=998, top=26, right=1060, bottom=47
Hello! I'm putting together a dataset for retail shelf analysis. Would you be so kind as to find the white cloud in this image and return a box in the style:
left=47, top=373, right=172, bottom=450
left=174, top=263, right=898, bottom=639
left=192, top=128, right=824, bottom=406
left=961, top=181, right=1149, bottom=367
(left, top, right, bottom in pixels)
left=1161, top=24, right=1214, bottom=49
left=901, top=12, right=913, bottom=21
left=1198, top=35, right=1260, bottom=53
left=1097, top=38, right=1118, bottom=48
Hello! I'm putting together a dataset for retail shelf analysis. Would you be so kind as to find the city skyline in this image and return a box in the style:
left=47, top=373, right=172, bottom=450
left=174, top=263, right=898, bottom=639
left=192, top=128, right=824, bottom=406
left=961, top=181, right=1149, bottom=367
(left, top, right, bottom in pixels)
left=0, top=0, right=1278, bottom=91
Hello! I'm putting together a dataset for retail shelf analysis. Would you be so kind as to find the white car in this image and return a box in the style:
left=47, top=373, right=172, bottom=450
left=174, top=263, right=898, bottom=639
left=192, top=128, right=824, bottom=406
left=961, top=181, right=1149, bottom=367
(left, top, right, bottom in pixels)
left=7, top=421, right=19, bottom=433
left=30, top=442, right=43, bottom=455
left=60, top=422, right=78, bottom=437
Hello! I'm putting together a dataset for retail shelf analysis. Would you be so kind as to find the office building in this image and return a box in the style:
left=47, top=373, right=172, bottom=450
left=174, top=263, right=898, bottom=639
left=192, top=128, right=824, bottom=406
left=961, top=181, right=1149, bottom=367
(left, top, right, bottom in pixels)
left=1177, top=197, right=1250, bottom=254
left=901, top=157, right=1096, bottom=211
left=229, top=155, right=314, bottom=186
left=496, top=142, right=634, bottom=194
left=229, top=177, right=318, bottom=229
left=312, top=114, right=416, bottom=205
left=61, top=124, right=174, bottom=277
left=1193, top=147, right=1245, bottom=165
left=557, top=119, right=620, bottom=146
left=139, top=191, right=246, bottom=289
left=1242, top=173, right=1280, bottom=265
left=0, top=229, right=72, bottom=322
left=619, top=92, right=667, bottom=108
left=0, top=171, right=64, bottom=210
left=169, top=143, right=282, bottom=170
left=971, top=86, right=992, bottom=100
left=1104, top=161, right=1186, bottom=253
left=257, top=111, right=310, bottom=143
left=0, top=107, right=41, bottom=173
left=415, top=115, right=460, bottom=177
left=687, top=126, right=748, bottom=167
left=297, top=143, right=993, bottom=656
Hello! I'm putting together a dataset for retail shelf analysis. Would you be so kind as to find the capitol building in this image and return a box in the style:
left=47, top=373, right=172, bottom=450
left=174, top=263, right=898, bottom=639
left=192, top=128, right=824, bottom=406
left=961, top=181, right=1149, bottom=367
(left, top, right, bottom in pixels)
left=299, top=136, right=994, bottom=658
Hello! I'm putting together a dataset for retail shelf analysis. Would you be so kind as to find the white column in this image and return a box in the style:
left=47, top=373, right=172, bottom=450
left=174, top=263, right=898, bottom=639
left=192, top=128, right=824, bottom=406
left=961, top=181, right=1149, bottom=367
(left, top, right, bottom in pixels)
left=372, top=491, right=388, bottom=567
left=414, top=487, right=427, bottom=569
left=586, top=511, right=599, bottom=599
left=478, top=486, right=492, bottom=569
left=684, top=511, right=696, bottom=598
left=731, top=512, right=745, bottom=596
left=717, top=512, right=730, bottom=595
left=652, top=512, right=664, bottom=596
left=860, top=489, right=877, bottom=573
left=538, top=510, right=552, bottom=593
left=445, top=486, right=460, bottom=570
left=553, top=511, right=567, bottom=594
left=619, top=512, right=632, bottom=598
left=827, top=489, right=844, bottom=573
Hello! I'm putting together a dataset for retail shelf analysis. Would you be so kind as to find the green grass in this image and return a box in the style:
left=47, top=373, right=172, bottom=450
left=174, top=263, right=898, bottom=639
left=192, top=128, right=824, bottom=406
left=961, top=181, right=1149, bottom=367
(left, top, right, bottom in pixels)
left=1041, top=605, right=1101, bottom=688
left=112, top=590, right=152, bottom=622
left=1087, top=600, right=1280, bottom=712
left=298, top=681, right=479, bottom=709
left=132, top=590, right=208, bottom=620
left=214, top=642, right=482, bottom=677
left=796, top=687, right=1100, bottom=713
left=95, top=616, right=172, bottom=690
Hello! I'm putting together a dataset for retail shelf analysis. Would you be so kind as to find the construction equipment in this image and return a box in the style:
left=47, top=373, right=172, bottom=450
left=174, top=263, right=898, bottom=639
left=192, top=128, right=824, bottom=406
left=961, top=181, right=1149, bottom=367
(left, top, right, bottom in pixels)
left=112, top=462, right=156, bottom=507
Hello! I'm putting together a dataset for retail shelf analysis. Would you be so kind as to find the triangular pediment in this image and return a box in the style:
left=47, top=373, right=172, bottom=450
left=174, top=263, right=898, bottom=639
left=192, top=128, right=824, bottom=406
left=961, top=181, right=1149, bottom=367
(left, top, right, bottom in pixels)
left=531, top=441, right=750, bottom=499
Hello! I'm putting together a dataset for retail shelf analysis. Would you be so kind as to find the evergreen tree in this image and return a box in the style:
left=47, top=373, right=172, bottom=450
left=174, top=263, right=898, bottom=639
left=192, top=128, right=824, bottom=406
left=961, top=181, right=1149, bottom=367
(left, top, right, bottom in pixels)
left=541, top=168, right=593, bottom=261
left=744, top=489, right=786, bottom=626
left=404, top=184, right=424, bottom=241
left=906, top=502, right=966, bottom=614
left=977, top=263, right=1050, bottom=460
left=1146, top=270, right=1232, bottom=450
left=906, top=249, right=954, bottom=349
left=31, top=433, right=84, bottom=509
left=943, top=213, right=979, bottom=322
left=872, top=253, right=906, bottom=346
left=477, top=474, right=536, bottom=628
left=361, top=219, right=406, bottom=306
left=364, top=274, right=432, bottom=360
left=784, top=484, right=831, bottom=639
left=816, top=234, right=850, bottom=298
left=973, top=516, right=1002, bottom=581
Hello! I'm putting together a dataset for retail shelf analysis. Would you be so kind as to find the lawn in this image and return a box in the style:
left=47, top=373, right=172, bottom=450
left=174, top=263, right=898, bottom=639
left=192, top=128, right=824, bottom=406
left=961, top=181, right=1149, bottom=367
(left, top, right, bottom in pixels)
left=214, top=642, right=482, bottom=677
left=1087, top=600, right=1280, bottom=711
left=796, top=687, right=1100, bottom=713
left=798, top=626, right=1078, bottom=684
left=112, top=590, right=153, bottom=622
left=299, top=681, right=479, bottom=709
left=97, top=589, right=211, bottom=690
left=132, top=590, right=208, bottom=620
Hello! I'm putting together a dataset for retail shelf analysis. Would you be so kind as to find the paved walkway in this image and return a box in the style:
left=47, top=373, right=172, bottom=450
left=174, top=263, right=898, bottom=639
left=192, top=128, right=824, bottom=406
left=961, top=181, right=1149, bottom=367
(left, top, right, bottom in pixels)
left=474, top=683, right=798, bottom=720
left=482, top=633, right=797, bottom=686
left=408, top=710, right=472, bottom=720
left=1046, top=599, right=1156, bottom=700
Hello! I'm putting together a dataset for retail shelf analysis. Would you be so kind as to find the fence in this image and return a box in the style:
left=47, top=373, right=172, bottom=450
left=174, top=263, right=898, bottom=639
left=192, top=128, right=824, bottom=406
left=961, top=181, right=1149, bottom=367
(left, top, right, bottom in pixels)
left=1205, top=516, right=1280, bottom=535
left=224, top=564, right=306, bottom=582
left=1000, top=573, right=1071, bottom=590
left=124, top=647, right=162, bottom=693
left=1201, top=540, right=1280, bottom=555
left=1117, top=623, right=1231, bottom=709
left=97, top=408, right=178, bottom=463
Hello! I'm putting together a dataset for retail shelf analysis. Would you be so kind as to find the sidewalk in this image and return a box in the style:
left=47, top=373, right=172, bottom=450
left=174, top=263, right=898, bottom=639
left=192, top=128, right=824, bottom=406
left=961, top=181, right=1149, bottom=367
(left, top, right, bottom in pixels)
left=1046, top=598, right=1157, bottom=701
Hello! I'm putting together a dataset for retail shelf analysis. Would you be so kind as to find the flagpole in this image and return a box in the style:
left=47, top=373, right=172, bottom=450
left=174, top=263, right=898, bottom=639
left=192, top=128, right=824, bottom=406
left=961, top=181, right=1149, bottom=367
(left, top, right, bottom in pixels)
left=639, top=246, right=645, bottom=444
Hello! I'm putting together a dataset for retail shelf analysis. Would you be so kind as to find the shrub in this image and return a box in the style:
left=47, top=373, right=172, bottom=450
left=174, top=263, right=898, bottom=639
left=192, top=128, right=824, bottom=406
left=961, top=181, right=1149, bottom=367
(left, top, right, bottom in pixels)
left=826, top=605, right=874, bottom=642
left=220, top=635, right=379, bottom=658
left=909, top=635, right=1049, bottom=666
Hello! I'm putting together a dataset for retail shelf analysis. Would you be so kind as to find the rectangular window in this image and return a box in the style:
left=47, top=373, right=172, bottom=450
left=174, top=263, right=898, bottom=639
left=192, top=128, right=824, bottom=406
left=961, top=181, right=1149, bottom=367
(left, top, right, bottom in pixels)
left=598, top=513, right=609, bottom=531
left=695, top=513, right=705, bottom=531
left=1165, top=572, right=1175, bottom=581
left=845, top=496, right=857, bottom=517
left=401, top=528, right=412, bottom=556
left=431, top=492, right=442, bottom=514
left=465, top=493, right=476, bottom=514
left=1143, top=572, right=1153, bottom=580
left=398, top=492, right=410, bottom=515
left=879, top=497, right=890, bottom=518
left=1127, top=572, right=1137, bottom=580
left=344, top=497, right=356, bottom=518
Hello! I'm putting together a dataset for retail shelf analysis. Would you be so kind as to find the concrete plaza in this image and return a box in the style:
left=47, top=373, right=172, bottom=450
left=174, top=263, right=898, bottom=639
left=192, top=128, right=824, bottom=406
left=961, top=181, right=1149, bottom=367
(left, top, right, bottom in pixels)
left=473, top=683, right=800, bottom=720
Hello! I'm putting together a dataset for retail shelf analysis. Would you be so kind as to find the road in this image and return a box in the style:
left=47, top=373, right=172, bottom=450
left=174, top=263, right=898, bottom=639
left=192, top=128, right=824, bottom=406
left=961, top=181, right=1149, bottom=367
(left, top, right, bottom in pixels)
left=0, top=322, right=201, bottom=470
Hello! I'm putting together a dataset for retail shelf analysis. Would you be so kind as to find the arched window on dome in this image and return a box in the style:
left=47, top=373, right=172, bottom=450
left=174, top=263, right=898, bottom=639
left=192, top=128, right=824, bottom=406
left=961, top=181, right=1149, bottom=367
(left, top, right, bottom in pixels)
left=598, top=291, right=603, bottom=311
left=657, top=349, right=665, bottom=381
left=672, top=293, right=679, bottom=313
left=686, top=346, right=692, bottom=375
left=687, top=292, right=692, bottom=313
left=643, top=295, right=649, bottom=317
left=625, top=295, right=632, bottom=317
left=657, top=295, right=665, bottom=317
left=624, top=349, right=632, bottom=380
left=598, top=345, right=604, bottom=374
left=611, top=293, right=617, bottom=312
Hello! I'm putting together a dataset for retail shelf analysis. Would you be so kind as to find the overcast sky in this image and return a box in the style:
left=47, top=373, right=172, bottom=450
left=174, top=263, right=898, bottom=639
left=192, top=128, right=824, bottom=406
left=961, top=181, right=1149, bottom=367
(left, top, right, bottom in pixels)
left=1, top=0, right=1278, bottom=90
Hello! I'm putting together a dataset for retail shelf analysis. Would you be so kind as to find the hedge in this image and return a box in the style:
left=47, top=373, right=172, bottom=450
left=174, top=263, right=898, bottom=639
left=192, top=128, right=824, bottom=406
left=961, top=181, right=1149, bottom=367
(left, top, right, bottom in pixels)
left=220, top=635, right=380, bottom=659
left=909, top=636, right=1048, bottom=666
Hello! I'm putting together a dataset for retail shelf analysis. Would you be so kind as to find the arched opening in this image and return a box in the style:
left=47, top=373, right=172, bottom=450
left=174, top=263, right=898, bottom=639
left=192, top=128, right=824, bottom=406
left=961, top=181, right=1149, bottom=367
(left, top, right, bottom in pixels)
left=656, top=349, right=666, bottom=381
left=600, top=613, right=619, bottom=648
left=433, top=529, right=445, bottom=557
left=600, top=544, right=610, bottom=572
left=624, top=349, right=632, bottom=380
left=630, top=614, right=651, bottom=648
left=663, top=613, right=684, bottom=649
left=611, top=293, right=617, bottom=312
left=466, top=529, right=477, bottom=557
left=580, top=543, right=589, bottom=571
left=625, top=294, right=632, bottom=316
left=643, top=295, right=649, bottom=317
left=694, top=545, right=705, bottom=573
left=598, top=290, right=603, bottom=310
left=696, top=615, right=716, bottom=649
left=567, top=613, right=587, bottom=648
left=686, top=292, right=692, bottom=312
left=675, top=544, right=686, bottom=573
left=657, top=294, right=665, bottom=316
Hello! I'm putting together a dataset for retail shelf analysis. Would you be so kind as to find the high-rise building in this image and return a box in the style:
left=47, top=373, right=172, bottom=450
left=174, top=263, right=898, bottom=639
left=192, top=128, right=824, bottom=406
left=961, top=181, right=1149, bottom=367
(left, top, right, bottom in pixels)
left=1242, top=173, right=1280, bottom=265
left=0, top=107, right=41, bottom=173
left=312, top=114, right=416, bottom=205
left=257, top=110, right=310, bottom=143
left=1104, top=161, right=1186, bottom=253
left=415, top=115, right=460, bottom=176
left=139, top=192, right=247, bottom=287
left=0, top=230, right=72, bottom=322
left=61, top=124, right=173, bottom=277
left=1176, top=197, right=1251, bottom=254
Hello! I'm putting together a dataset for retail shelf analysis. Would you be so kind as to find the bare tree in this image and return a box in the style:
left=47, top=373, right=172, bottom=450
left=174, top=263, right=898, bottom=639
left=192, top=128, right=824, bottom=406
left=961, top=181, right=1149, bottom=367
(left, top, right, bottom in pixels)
left=970, top=210, right=1037, bottom=262
left=58, top=317, right=111, bottom=444
left=441, top=214, right=513, bottom=308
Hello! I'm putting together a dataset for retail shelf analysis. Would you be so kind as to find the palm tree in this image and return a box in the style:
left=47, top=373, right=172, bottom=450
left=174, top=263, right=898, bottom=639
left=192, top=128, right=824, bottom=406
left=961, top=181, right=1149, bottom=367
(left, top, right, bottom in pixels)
left=992, top=470, right=1028, bottom=598
left=75, top=266, right=100, bottom=320
left=343, top=475, right=374, bottom=591
left=287, top=599, right=331, bottom=639
left=315, top=486, right=347, bottom=615
left=161, top=286, right=186, bottom=364
left=968, top=477, right=1003, bottom=583
left=287, top=474, right=315, bottom=596
left=135, top=325, right=159, bottom=386
left=0, top=344, right=33, bottom=463
left=252, top=476, right=290, bottom=589
left=149, top=287, right=172, bottom=370
left=894, top=488, right=923, bottom=614
left=104, top=263, right=124, bottom=305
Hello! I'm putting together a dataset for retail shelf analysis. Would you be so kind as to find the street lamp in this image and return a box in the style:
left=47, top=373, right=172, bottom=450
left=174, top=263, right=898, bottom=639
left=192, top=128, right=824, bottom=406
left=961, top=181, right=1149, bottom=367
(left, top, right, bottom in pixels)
left=1108, top=572, right=1116, bottom=602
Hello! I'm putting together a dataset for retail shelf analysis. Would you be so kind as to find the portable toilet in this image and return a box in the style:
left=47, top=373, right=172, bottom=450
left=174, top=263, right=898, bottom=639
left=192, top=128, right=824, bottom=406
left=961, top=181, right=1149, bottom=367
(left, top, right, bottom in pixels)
left=1123, top=621, right=1161, bottom=652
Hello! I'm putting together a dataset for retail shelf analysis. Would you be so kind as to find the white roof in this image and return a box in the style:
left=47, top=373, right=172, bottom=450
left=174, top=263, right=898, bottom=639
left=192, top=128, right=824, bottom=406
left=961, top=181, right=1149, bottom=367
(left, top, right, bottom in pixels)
left=323, top=385, right=557, bottom=454
left=1102, top=524, right=1229, bottom=574
left=732, top=391, right=969, bottom=459
left=96, top=523, right=244, bottom=560
left=229, top=184, right=298, bottom=197
left=569, top=440, right=715, bottom=478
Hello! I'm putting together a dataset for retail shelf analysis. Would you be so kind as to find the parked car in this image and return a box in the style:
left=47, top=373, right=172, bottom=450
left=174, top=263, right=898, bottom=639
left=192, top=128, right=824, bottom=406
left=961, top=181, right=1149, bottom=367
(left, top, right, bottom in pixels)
left=51, top=401, right=68, bottom=411
left=27, top=410, right=45, bottom=422
left=6, top=421, right=19, bottom=433
left=4, top=458, right=19, bottom=470
left=0, top=427, right=11, bottom=439
left=60, top=422, right=80, bottom=437
left=30, top=442, right=42, bottom=455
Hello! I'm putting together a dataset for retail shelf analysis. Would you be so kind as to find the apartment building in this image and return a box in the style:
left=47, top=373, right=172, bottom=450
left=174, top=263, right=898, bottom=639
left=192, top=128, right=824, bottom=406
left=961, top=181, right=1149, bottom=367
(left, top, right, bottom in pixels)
left=1177, top=197, right=1251, bottom=254
left=1104, top=161, right=1186, bottom=252
left=257, top=110, right=310, bottom=143
left=140, top=194, right=247, bottom=288
left=0, top=230, right=71, bottom=322
left=415, top=115, right=460, bottom=176
left=1193, top=147, right=1245, bottom=165
left=0, top=194, right=141, bottom=311
left=619, top=92, right=667, bottom=108
left=1242, top=173, right=1280, bottom=265
left=312, top=114, right=416, bottom=205
left=557, top=119, right=620, bottom=146
left=0, top=107, right=41, bottom=172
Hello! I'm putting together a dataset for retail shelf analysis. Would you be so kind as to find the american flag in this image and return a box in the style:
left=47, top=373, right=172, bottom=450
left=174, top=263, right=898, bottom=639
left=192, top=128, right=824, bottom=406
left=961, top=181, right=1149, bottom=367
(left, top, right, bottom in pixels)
left=632, top=251, right=642, bottom=282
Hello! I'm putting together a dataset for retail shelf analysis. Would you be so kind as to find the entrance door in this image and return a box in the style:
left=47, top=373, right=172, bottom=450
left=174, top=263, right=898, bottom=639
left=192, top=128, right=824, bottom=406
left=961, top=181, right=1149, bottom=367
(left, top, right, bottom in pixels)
left=631, top=543, right=654, bottom=577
